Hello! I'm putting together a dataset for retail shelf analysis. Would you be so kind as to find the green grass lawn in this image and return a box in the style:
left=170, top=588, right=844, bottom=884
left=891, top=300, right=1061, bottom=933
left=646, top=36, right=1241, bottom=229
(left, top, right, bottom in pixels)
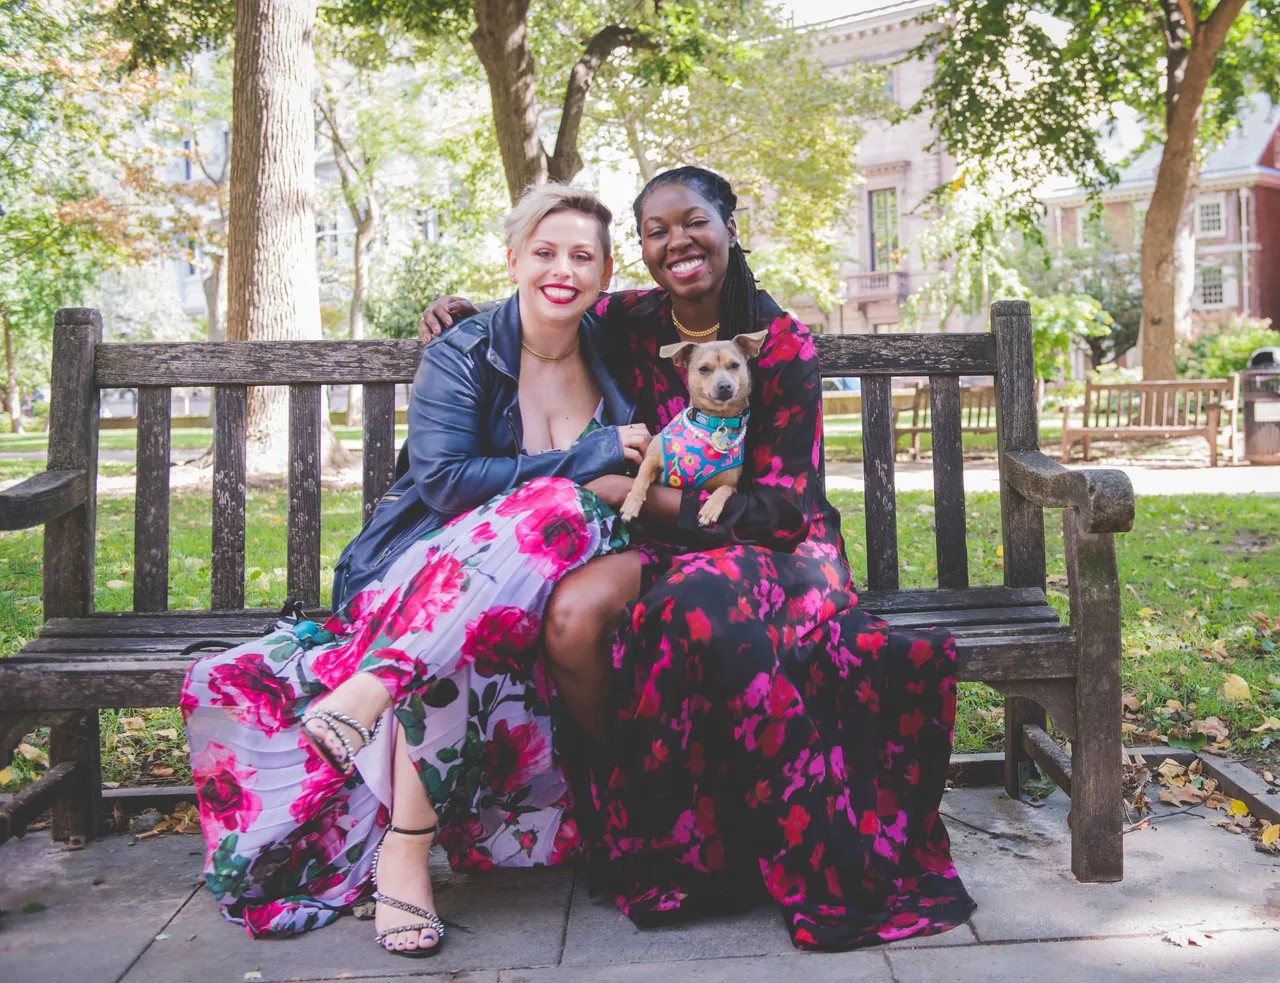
left=2, top=480, right=1278, bottom=792
left=0, top=425, right=409, bottom=460
left=821, top=414, right=1065, bottom=459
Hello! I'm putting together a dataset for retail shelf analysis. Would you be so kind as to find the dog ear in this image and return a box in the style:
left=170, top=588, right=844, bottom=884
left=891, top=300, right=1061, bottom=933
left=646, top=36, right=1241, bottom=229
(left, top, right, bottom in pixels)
left=732, top=330, right=769, bottom=360
left=659, top=340, right=697, bottom=367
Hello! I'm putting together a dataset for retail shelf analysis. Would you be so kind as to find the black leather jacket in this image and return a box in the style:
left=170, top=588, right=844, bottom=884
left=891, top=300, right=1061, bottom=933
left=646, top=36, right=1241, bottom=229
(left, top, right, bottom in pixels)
left=331, top=295, right=635, bottom=607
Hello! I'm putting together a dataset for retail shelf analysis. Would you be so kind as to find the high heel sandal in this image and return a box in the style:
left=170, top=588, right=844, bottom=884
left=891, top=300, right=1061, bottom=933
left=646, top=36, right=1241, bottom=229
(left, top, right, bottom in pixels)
left=299, top=707, right=381, bottom=776
left=371, top=823, right=445, bottom=958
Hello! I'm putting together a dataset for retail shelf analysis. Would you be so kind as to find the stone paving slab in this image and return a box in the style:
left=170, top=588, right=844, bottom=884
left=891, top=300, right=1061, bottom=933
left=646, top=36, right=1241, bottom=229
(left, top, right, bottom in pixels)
left=122, top=861, right=574, bottom=983
left=0, top=833, right=203, bottom=983
left=886, top=929, right=1280, bottom=982
left=4, top=787, right=1280, bottom=982
left=939, top=787, right=1280, bottom=942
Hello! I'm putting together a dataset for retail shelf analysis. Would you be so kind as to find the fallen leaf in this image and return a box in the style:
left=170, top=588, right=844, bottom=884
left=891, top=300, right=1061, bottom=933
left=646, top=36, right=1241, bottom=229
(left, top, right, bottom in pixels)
left=1138, top=607, right=1155, bottom=619
left=154, top=728, right=178, bottom=741
left=1251, top=716, right=1280, bottom=734
left=1157, top=759, right=1188, bottom=780
left=120, top=716, right=145, bottom=732
left=105, top=579, right=128, bottom=590
left=1163, top=930, right=1213, bottom=947
left=150, top=765, right=175, bottom=778
left=1193, top=717, right=1229, bottom=742
left=154, top=933, right=169, bottom=941
left=1122, top=694, right=1143, bottom=713
left=1159, top=785, right=1204, bottom=807
left=1229, top=799, right=1250, bottom=817
left=1229, top=576, right=1248, bottom=588
left=1168, top=733, right=1207, bottom=751
left=1220, top=674, right=1251, bottom=702
left=16, top=743, right=48, bottom=766
left=1262, top=825, right=1279, bottom=846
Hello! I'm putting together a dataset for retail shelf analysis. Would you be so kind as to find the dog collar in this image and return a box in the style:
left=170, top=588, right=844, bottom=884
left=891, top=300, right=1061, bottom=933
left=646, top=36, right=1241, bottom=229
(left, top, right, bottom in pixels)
left=686, top=408, right=749, bottom=432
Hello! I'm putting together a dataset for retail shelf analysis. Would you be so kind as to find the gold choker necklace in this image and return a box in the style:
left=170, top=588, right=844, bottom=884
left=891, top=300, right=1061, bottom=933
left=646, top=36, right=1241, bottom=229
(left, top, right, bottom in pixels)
left=672, top=310, right=719, bottom=339
left=521, top=337, right=580, bottom=362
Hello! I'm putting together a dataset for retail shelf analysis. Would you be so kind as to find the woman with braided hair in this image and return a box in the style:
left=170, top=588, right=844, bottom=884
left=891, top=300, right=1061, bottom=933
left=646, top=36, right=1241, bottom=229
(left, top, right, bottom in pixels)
left=421, top=166, right=974, bottom=950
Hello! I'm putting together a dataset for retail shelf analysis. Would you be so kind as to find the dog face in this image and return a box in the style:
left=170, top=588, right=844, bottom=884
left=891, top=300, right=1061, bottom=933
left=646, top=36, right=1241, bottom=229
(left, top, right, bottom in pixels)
left=659, top=330, right=768, bottom=415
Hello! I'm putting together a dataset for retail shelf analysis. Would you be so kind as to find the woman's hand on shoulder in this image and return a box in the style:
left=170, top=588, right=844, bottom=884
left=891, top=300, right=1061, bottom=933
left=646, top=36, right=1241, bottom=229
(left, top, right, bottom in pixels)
left=418, top=296, right=478, bottom=343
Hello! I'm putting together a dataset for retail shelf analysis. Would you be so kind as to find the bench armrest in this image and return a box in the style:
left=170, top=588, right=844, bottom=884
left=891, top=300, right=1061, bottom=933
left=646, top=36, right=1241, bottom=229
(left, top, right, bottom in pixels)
left=1002, top=450, right=1134, bottom=535
left=0, top=469, right=87, bottom=531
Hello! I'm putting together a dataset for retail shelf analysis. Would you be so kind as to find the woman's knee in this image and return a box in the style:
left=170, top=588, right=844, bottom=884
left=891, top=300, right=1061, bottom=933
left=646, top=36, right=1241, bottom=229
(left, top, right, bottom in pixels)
left=544, top=558, right=639, bottom=668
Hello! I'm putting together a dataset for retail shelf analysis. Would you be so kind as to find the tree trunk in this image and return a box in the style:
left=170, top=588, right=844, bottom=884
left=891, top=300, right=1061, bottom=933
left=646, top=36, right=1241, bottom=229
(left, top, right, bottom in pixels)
left=227, top=0, right=350, bottom=472
left=1141, top=0, right=1247, bottom=380
left=203, top=252, right=226, bottom=343
left=1, top=305, right=21, bottom=434
left=470, top=0, right=545, bottom=202
left=345, top=199, right=375, bottom=427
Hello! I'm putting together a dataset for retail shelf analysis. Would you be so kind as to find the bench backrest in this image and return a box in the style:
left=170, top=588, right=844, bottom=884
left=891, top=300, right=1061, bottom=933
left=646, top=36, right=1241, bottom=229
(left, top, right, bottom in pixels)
left=1080, top=378, right=1235, bottom=429
left=42, top=300, right=1042, bottom=619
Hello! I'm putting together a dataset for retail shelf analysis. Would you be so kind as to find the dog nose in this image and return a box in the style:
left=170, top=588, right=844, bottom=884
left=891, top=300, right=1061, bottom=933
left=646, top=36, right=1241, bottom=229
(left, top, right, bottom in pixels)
left=715, top=382, right=734, bottom=400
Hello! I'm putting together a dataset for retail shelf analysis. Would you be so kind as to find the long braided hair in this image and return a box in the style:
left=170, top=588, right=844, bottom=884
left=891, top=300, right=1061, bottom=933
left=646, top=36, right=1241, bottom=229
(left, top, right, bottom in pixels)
left=632, top=166, right=761, bottom=335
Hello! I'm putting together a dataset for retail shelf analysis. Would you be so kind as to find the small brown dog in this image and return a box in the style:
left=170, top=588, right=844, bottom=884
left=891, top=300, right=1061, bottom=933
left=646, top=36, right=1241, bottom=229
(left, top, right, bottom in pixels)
left=620, top=330, right=768, bottom=527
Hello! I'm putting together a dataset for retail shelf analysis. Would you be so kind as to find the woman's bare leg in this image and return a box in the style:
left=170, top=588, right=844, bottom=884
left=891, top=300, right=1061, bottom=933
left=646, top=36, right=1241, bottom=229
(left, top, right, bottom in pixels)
left=375, top=722, right=442, bottom=953
left=543, top=552, right=643, bottom=743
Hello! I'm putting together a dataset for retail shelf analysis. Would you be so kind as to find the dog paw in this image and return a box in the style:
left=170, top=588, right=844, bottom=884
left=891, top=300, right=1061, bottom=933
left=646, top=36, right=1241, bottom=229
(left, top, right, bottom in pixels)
left=619, top=496, right=643, bottom=523
left=697, top=502, right=723, bottom=527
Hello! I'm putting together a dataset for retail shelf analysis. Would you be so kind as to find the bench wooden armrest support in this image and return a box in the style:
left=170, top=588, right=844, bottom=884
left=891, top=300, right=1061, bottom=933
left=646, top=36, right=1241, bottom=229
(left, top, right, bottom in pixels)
left=0, top=469, right=88, bottom=531
left=1002, top=450, right=1134, bottom=535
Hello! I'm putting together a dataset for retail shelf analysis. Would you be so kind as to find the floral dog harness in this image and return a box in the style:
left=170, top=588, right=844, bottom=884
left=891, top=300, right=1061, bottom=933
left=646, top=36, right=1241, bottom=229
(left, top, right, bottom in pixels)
left=660, top=408, right=750, bottom=488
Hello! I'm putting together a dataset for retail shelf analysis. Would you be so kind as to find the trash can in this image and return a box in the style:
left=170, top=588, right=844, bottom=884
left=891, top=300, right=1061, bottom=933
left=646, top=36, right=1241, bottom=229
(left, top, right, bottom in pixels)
left=1242, top=347, right=1280, bottom=465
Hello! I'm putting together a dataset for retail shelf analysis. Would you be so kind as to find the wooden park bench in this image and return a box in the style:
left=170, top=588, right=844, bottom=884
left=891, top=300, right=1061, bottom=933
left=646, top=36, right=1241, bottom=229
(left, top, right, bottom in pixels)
left=894, top=381, right=998, bottom=459
left=0, top=300, right=1134, bottom=883
left=1061, top=376, right=1240, bottom=467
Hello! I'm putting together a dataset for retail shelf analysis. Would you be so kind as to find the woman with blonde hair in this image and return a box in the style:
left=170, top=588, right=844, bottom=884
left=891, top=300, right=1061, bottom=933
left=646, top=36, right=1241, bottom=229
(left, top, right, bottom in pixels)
left=182, top=185, right=651, bottom=956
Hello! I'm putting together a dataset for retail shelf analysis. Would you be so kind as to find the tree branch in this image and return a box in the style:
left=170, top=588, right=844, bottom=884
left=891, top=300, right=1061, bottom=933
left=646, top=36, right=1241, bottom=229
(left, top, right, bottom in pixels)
left=548, top=25, right=653, bottom=183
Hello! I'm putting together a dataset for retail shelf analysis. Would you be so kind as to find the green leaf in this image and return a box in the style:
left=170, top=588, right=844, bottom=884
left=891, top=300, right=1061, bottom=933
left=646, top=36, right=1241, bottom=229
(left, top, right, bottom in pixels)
left=1168, top=733, right=1208, bottom=751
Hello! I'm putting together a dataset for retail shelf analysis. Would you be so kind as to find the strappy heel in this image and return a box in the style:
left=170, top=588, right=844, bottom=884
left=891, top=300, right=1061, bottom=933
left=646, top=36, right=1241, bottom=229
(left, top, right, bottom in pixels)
left=371, top=823, right=445, bottom=958
left=299, top=707, right=381, bottom=776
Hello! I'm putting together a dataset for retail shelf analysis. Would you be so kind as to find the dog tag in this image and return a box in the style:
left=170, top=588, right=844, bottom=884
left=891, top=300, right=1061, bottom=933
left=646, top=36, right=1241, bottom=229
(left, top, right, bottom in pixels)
left=711, top=427, right=732, bottom=452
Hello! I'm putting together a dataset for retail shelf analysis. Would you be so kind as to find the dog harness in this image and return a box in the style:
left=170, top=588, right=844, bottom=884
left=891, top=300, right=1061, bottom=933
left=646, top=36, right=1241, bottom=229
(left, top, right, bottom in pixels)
left=660, top=408, right=750, bottom=488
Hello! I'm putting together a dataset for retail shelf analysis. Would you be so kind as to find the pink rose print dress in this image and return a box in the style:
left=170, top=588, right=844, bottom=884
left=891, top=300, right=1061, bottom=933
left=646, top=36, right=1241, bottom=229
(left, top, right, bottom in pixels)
left=584, top=288, right=976, bottom=951
left=182, top=464, right=626, bottom=938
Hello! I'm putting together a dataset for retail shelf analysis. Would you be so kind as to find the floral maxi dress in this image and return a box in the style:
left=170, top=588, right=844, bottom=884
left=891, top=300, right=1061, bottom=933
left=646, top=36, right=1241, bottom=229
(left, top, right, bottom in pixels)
left=586, top=289, right=977, bottom=951
left=181, top=477, right=624, bottom=937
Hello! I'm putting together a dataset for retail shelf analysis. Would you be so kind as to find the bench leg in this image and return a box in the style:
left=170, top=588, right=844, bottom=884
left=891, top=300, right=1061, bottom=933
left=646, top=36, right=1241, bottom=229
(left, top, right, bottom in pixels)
left=49, top=710, right=101, bottom=847
left=1003, top=696, right=1044, bottom=800
left=1081, top=434, right=1091, bottom=462
left=1064, top=514, right=1123, bottom=882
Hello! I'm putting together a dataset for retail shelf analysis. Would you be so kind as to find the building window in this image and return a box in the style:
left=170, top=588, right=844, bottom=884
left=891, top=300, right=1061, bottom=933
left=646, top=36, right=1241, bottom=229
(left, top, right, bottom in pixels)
left=872, top=322, right=902, bottom=334
left=869, top=188, right=899, bottom=271
left=1195, top=195, right=1225, bottom=237
left=182, top=139, right=192, bottom=181
left=1196, top=265, right=1225, bottom=307
left=1075, top=206, right=1104, bottom=246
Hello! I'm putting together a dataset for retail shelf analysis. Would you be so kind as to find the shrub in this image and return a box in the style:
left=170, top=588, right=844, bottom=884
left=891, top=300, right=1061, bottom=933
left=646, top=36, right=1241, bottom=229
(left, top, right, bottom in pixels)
left=1178, top=317, right=1277, bottom=378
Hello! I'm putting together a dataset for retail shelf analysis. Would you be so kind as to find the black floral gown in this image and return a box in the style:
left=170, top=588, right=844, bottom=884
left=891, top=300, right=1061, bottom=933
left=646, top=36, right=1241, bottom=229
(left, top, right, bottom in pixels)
left=584, top=288, right=976, bottom=950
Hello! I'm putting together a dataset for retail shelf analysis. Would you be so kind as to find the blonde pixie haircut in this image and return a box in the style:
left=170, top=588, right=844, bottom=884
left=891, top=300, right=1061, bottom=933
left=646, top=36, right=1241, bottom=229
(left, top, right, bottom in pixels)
left=503, top=184, right=613, bottom=255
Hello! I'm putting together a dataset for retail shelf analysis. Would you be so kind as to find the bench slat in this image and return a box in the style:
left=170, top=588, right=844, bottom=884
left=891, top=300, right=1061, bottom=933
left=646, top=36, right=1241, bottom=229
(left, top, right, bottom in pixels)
left=288, top=385, right=322, bottom=607
left=15, top=616, right=1066, bottom=657
left=92, top=334, right=998, bottom=388
left=362, top=383, right=397, bottom=523
left=928, top=376, right=969, bottom=588
left=133, top=387, right=171, bottom=612
left=211, top=386, right=248, bottom=609
left=860, top=376, right=898, bottom=590
left=0, top=630, right=1076, bottom=710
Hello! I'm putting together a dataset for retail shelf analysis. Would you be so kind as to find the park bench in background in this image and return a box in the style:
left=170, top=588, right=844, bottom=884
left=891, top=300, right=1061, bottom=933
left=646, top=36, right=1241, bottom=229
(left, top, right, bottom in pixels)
left=1061, top=376, right=1239, bottom=467
left=0, top=301, right=1134, bottom=884
left=894, top=381, right=998, bottom=459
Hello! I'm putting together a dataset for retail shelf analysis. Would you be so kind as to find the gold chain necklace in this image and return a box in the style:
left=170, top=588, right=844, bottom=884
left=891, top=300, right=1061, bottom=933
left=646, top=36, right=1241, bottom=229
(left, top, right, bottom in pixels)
left=521, top=337, right=580, bottom=362
left=672, top=310, right=719, bottom=339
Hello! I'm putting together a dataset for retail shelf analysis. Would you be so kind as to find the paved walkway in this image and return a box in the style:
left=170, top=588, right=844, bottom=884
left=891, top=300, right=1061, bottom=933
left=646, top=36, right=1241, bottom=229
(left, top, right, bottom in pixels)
left=2, top=788, right=1277, bottom=982
left=824, top=459, right=1280, bottom=496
